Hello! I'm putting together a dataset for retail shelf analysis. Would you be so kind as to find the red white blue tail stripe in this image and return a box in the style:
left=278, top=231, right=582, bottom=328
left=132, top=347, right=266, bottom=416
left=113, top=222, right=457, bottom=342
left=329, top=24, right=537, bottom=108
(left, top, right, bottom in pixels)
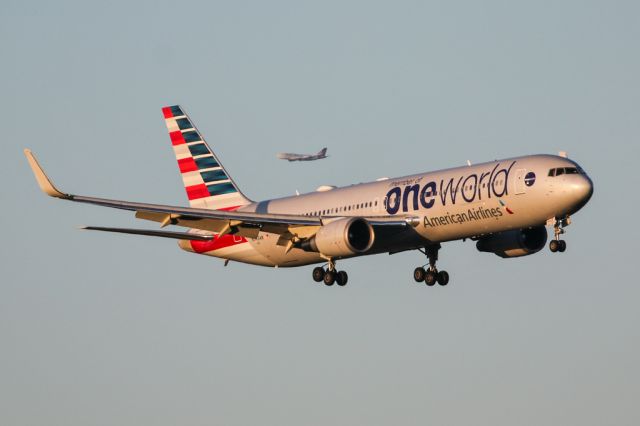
left=163, top=105, right=251, bottom=210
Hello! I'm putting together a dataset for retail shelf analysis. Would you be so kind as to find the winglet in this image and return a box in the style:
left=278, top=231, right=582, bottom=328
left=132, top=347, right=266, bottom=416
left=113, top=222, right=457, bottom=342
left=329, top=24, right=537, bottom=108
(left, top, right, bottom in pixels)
left=23, top=149, right=70, bottom=199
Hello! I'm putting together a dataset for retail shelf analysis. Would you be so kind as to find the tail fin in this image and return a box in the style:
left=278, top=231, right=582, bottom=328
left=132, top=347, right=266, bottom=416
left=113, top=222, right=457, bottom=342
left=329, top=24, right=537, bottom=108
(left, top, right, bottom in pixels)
left=319, top=147, right=327, bottom=156
left=162, top=105, right=251, bottom=210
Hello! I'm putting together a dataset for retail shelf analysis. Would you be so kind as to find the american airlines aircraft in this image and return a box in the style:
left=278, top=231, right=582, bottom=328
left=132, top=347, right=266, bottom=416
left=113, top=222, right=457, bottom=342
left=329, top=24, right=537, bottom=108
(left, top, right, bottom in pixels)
left=277, top=147, right=328, bottom=161
left=25, top=105, right=593, bottom=287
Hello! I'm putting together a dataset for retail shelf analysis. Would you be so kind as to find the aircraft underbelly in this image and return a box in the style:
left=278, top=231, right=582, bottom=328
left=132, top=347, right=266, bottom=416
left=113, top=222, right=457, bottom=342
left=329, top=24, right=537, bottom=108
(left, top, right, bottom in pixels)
left=247, top=232, right=324, bottom=267
left=369, top=226, right=428, bottom=253
left=185, top=232, right=325, bottom=267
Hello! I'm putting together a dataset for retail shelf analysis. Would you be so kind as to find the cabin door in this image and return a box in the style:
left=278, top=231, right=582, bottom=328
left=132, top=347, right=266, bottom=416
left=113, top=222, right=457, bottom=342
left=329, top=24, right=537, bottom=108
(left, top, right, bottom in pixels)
left=514, top=169, right=527, bottom=194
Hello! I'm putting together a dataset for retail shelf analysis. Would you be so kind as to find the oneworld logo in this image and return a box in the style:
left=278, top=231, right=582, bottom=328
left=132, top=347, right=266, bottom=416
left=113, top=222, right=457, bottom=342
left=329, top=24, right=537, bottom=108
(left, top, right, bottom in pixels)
left=524, top=171, right=536, bottom=187
left=384, top=161, right=516, bottom=214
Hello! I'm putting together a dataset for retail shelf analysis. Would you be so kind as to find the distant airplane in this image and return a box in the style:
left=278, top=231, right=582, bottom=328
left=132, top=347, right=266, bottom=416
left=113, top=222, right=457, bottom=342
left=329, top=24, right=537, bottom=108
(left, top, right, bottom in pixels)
left=277, top=147, right=327, bottom=162
left=25, top=105, right=593, bottom=287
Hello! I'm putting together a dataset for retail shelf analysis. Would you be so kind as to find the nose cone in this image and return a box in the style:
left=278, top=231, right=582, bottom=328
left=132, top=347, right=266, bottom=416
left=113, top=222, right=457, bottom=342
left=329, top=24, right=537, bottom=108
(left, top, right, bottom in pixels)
left=578, top=175, right=594, bottom=203
left=568, top=175, right=594, bottom=213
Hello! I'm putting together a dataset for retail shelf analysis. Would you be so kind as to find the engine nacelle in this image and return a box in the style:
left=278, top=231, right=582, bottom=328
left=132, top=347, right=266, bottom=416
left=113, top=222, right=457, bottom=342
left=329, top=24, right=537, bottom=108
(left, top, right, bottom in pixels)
left=301, top=217, right=375, bottom=257
left=476, top=226, right=548, bottom=258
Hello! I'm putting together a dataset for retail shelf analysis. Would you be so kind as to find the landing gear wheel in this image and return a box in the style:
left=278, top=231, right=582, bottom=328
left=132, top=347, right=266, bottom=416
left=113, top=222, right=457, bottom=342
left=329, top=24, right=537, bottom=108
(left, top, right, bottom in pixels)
left=418, top=244, right=450, bottom=287
left=558, top=240, right=567, bottom=252
left=323, top=270, right=336, bottom=286
left=312, top=267, right=325, bottom=282
left=336, top=271, right=348, bottom=286
left=437, top=270, right=449, bottom=286
left=550, top=216, right=571, bottom=254
left=425, top=270, right=437, bottom=286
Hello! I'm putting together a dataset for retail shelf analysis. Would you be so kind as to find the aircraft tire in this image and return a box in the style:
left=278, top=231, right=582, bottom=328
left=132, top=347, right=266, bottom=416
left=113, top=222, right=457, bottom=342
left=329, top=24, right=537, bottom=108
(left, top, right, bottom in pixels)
left=323, top=270, right=336, bottom=286
left=336, top=271, right=348, bottom=286
left=437, top=270, right=449, bottom=286
left=425, top=271, right=437, bottom=286
left=558, top=240, right=567, bottom=252
left=549, top=240, right=559, bottom=252
left=312, top=267, right=325, bottom=282
left=413, top=267, right=426, bottom=282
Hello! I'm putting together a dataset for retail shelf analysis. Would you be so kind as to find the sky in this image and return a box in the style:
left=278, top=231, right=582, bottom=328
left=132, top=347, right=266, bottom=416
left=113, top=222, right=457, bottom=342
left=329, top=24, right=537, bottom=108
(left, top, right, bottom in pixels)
left=1, top=1, right=639, bottom=425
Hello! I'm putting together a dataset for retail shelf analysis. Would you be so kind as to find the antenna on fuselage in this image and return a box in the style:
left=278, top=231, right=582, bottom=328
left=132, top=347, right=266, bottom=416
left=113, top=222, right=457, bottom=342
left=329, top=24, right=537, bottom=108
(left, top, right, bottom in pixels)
left=466, top=160, right=472, bottom=166
left=559, top=151, right=568, bottom=158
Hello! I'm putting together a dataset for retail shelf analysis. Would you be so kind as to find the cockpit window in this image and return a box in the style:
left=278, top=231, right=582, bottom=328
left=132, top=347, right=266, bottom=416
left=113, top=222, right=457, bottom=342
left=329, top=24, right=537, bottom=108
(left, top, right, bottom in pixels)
left=548, top=167, right=582, bottom=177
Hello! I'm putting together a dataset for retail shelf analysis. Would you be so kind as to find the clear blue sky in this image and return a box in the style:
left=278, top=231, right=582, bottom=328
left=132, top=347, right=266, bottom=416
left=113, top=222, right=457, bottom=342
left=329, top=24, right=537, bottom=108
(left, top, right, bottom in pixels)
left=1, top=1, right=638, bottom=425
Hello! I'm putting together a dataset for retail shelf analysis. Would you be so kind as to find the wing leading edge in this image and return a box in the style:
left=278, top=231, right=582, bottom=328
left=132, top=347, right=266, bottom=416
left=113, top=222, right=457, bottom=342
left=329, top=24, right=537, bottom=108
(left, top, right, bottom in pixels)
left=24, top=150, right=413, bottom=243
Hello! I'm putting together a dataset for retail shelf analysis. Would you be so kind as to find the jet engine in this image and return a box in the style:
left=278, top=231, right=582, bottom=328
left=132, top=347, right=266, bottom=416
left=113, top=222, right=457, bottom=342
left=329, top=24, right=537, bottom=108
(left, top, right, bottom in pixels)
left=301, top=217, right=375, bottom=257
left=476, top=226, right=548, bottom=258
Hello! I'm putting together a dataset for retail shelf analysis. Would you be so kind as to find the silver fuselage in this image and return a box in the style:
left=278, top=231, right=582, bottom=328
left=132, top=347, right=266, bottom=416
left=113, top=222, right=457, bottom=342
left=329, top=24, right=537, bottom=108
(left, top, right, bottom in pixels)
left=180, top=154, right=593, bottom=267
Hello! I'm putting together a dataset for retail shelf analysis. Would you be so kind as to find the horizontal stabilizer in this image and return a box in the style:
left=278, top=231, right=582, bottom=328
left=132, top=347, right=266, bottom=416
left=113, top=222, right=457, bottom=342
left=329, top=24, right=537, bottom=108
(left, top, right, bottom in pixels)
left=80, top=226, right=214, bottom=241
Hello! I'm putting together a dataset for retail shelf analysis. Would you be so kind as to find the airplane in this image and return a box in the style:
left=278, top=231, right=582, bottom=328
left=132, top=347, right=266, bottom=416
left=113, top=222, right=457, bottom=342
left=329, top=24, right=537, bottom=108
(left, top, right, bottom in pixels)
left=277, top=147, right=328, bottom=161
left=24, top=105, right=594, bottom=287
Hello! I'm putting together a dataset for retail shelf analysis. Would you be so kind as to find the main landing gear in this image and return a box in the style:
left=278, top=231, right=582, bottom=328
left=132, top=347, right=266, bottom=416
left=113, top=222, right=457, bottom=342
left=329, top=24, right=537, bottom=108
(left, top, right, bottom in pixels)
left=312, top=259, right=348, bottom=287
left=413, top=244, right=450, bottom=286
left=549, top=216, right=570, bottom=253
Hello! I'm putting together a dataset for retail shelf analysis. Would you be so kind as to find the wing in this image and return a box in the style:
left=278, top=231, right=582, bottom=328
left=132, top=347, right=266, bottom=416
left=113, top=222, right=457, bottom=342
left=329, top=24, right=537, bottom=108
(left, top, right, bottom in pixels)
left=25, top=150, right=416, bottom=244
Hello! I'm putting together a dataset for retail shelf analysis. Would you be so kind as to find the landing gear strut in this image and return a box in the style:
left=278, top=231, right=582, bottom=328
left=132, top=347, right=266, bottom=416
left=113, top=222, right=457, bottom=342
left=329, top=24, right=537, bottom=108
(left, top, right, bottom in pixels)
left=312, top=259, right=348, bottom=287
left=414, top=244, right=450, bottom=286
left=549, top=216, right=570, bottom=253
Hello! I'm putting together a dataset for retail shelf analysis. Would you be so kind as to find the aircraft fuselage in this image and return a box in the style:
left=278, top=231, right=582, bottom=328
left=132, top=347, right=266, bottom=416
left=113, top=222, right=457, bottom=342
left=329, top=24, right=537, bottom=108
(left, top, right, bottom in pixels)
left=180, top=154, right=593, bottom=267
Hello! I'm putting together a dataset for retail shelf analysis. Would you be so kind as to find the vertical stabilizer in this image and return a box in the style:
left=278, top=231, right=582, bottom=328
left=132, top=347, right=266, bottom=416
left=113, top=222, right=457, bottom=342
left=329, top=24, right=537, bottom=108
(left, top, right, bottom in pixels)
left=162, top=105, right=251, bottom=210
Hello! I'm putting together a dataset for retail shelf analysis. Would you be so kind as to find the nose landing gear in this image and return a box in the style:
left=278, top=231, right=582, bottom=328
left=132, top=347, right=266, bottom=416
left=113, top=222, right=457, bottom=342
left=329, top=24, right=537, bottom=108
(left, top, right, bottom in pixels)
left=311, top=259, right=349, bottom=287
left=550, top=216, right=570, bottom=253
left=413, top=244, right=450, bottom=286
